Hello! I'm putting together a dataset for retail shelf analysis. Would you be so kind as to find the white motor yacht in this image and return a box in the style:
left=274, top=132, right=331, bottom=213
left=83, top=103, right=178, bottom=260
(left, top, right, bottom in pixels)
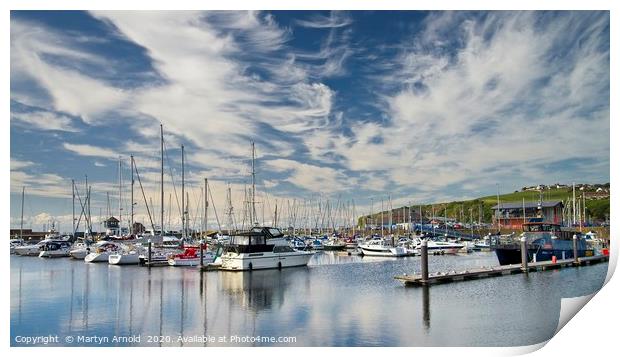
left=359, top=238, right=407, bottom=257
left=10, top=238, right=24, bottom=254
left=220, top=227, right=314, bottom=271
left=14, top=239, right=54, bottom=256
left=416, top=239, right=465, bottom=255
left=39, top=240, right=72, bottom=258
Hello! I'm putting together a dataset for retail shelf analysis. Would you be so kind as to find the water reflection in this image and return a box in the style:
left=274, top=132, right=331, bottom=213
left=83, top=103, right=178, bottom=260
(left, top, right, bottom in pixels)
left=220, top=270, right=291, bottom=312
left=422, top=286, right=430, bottom=330
left=10, top=253, right=608, bottom=347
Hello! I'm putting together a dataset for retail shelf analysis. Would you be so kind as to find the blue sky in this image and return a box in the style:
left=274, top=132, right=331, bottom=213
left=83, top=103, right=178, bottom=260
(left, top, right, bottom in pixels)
left=10, top=11, right=610, bottom=231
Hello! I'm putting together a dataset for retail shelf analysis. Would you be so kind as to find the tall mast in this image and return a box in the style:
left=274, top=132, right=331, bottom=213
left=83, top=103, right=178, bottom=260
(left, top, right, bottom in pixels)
left=118, top=158, right=122, bottom=236
left=131, top=155, right=134, bottom=235
left=381, top=198, right=384, bottom=237
left=251, top=142, right=257, bottom=225
left=86, top=175, right=91, bottom=235
left=204, top=178, right=208, bottom=237
left=496, top=183, right=501, bottom=230
left=181, top=144, right=185, bottom=239
left=185, top=192, right=189, bottom=239
left=160, top=124, right=164, bottom=234
left=72, top=180, right=76, bottom=238
left=572, top=182, right=576, bottom=226
left=20, top=186, right=25, bottom=240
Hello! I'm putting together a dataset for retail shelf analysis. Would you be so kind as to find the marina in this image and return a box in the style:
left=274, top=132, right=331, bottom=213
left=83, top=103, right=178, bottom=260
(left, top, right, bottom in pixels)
left=10, top=250, right=609, bottom=347
left=9, top=9, right=612, bottom=350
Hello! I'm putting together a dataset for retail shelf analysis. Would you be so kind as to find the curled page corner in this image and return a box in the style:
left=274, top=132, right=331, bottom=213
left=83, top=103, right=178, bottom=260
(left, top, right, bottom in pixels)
left=603, top=241, right=617, bottom=285
left=554, top=292, right=597, bottom=335
left=506, top=341, right=549, bottom=356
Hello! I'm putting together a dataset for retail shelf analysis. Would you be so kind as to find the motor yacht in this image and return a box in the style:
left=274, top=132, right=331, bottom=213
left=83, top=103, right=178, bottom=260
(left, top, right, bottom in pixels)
left=220, top=227, right=314, bottom=271
left=38, top=240, right=72, bottom=258
left=359, top=238, right=407, bottom=257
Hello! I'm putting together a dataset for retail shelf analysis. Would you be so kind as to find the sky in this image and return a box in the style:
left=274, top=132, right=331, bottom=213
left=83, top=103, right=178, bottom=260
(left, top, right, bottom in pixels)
left=9, top=10, right=610, bottom=232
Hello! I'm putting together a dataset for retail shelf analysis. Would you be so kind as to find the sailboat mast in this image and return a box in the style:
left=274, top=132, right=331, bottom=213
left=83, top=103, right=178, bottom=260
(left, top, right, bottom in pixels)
left=381, top=198, right=384, bottom=237
left=72, top=180, right=76, bottom=238
left=86, top=175, right=91, bottom=234
left=496, top=183, right=501, bottom=230
left=572, top=182, right=576, bottom=226
left=160, top=124, right=164, bottom=234
left=131, top=155, right=134, bottom=235
left=251, top=142, right=257, bottom=225
left=118, top=158, right=122, bottom=236
left=204, top=178, right=208, bottom=237
left=20, top=186, right=25, bottom=240
left=181, top=144, right=185, bottom=239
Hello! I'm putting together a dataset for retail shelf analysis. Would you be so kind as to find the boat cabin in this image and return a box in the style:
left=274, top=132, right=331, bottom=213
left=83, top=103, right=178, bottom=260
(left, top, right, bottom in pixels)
left=226, top=227, right=284, bottom=253
left=522, top=221, right=579, bottom=240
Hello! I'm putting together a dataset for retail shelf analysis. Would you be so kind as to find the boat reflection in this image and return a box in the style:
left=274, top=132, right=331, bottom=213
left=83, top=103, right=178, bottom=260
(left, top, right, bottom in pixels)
left=220, top=269, right=296, bottom=312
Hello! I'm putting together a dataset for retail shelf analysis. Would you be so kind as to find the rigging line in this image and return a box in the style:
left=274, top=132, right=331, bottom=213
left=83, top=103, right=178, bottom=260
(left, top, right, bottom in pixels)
left=162, top=138, right=183, bottom=221
left=73, top=185, right=89, bottom=232
left=207, top=181, right=223, bottom=233
left=133, top=158, right=157, bottom=232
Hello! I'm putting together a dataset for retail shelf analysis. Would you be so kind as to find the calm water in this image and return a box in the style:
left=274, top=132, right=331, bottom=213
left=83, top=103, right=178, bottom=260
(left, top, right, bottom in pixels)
left=10, top=251, right=608, bottom=347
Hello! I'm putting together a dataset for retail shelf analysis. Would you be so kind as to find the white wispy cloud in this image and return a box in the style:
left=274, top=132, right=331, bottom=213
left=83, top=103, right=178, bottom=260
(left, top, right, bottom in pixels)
left=295, top=11, right=352, bottom=29
left=306, top=11, right=609, bottom=197
left=11, top=19, right=127, bottom=124
left=63, top=143, right=119, bottom=159
left=11, top=110, right=80, bottom=132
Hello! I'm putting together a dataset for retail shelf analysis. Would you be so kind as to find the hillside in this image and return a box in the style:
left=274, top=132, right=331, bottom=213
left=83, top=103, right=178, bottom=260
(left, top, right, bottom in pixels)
left=361, top=185, right=610, bottom=226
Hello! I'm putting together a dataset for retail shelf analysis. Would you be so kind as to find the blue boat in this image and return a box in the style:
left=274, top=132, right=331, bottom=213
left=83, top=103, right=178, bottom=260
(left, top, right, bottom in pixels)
left=495, top=222, right=593, bottom=265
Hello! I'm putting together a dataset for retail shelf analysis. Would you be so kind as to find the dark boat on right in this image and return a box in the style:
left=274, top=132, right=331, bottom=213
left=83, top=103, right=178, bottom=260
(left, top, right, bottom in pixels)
left=494, top=222, right=594, bottom=265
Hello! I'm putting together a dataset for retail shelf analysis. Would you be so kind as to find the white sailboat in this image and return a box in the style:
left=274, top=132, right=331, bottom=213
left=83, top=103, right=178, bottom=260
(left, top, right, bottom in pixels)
left=84, top=241, right=122, bottom=262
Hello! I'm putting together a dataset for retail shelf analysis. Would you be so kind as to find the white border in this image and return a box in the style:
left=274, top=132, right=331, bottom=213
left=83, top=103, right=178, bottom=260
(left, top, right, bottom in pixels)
left=3, top=1, right=617, bottom=357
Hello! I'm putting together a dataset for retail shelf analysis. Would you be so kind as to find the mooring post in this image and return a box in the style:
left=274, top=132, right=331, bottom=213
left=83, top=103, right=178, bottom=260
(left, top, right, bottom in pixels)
left=573, top=234, right=579, bottom=265
left=421, top=239, right=429, bottom=284
left=147, top=238, right=152, bottom=267
left=520, top=234, right=528, bottom=273
left=200, top=238, right=204, bottom=268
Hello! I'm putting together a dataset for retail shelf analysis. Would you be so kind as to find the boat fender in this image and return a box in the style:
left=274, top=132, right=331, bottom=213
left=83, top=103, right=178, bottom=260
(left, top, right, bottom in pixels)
left=278, top=262, right=282, bottom=270
left=248, top=262, right=253, bottom=271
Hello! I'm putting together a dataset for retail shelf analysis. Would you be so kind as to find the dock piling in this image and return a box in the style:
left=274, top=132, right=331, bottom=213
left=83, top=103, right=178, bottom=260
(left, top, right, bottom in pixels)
left=147, top=239, right=152, bottom=267
left=520, top=235, right=528, bottom=273
left=421, top=239, right=429, bottom=284
left=573, top=235, right=579, bottom=264
left=200, top=239, right=204, bottom=267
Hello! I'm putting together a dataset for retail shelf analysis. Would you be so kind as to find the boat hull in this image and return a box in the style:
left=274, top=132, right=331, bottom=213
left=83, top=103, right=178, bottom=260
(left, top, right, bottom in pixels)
left=85, top=252, right=113, bottom=263
left=220, top=251, right=314, bottom=271
left=70, top=249, right=89, bottom=260
left=360, top=246, right=407, bottom=257
left=168, top=253, right=215, bottom=266
left=108, top=253, right=140, bottom=265
left=14, top=246, right=42, bottom=256
left=323, top=244, right=346, bottom=251
left=39, top=249, right=70, bottom=258
left=495, top=247, right=594, bottom=265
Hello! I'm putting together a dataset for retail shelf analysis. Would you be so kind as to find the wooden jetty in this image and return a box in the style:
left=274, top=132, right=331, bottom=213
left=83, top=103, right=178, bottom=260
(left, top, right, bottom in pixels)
left=394, top=255, right=609, bottom=286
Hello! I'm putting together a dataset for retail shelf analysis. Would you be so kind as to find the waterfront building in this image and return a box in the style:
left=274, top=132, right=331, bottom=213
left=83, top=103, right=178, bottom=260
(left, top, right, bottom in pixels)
left=492, top=200, right=564, bottom=229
